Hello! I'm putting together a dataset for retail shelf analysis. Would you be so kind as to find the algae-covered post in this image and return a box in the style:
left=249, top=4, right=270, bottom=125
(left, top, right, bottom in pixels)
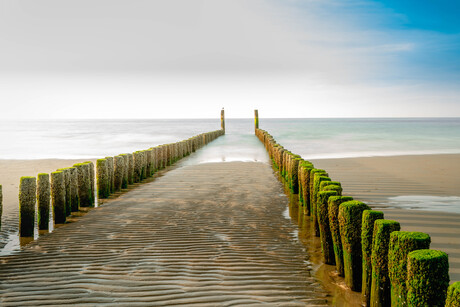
left=51, top=171, right=66, bottom=224
left=0, top=184, right=2, bottom=228
left=57, top=168, right=71, bottom=216
left=312, top=174, right=330, bottom=237
left=105, top=156, right=114, bottom=194
left=19, top=176, right=36, bottom=237
left=74, top=163, right=92, bottom=207
left=370, top=219, right=400, bottom=307
left=221, top=108, right=225, bottom=132
left=254, top=109, right=259, bottom=130
left=445, top=282, right=460, bottom=307
left=68, top=167, right=79, bottom=212
left=86, top=162, right=95, bottom=205
left=388, top=231, right=431, bottom=306
left=328, top=196, right=353, bottom=276
left=114, top=155, right=124, bottom=192
left=37, top=173, right=51, bottom=230
left=407, top=249, right=449, bottom=306
left=361, top=210, right=384, bottom=306
left=317, top=190, right=338, bottom=264
left=338, top=200, right=370, bottom=291
left=96, top=159, right=109, bottom=199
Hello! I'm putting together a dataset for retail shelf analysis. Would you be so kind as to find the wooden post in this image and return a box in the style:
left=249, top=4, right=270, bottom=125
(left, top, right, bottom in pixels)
left=74, top=163, right=91, bottom=207
left=388, top=231, right=431, bottom=306
left=0, top=184, right=2, bottom=229
left=328, top=195, right=353, bottom=276
left=446, top=282, right=460, bottom=307
left=19, top=176, right=36, bottom=237
left=361, top=210, right=384, bottom=306
left=105, top=156, right=114, bottom=194
left=317, top=190, right=338, bottom=264
left=221, top=108, right=225, bottom=133
left=338, top=200, right=370, bottom=291
left=96, top=159, right=109, bottom=199
left=114, top=155, right=124, bottom=191
left=407, top=249, right=449, bottom=305
left=51, top=171, right=66, bottom=224
left=370, top=219, right=400, bottom=306
left=37, top=173, right=51, bottom=230
left=127, top=153, right=134, bottom=184
left=254, top=109, right=259, bottom=131
left=57, top=168, right=71, bottom=216
left=68, top=167, right=79, bottom=212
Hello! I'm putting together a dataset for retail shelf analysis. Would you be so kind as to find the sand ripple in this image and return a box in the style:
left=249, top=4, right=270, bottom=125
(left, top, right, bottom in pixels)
left=0, top=162, right=328, bottom=306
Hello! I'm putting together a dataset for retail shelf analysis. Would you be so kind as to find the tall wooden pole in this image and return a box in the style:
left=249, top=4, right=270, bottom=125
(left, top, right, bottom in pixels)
left=221, top=108, right=225, bottom=133
left=254, top=109, right=259, bottom=131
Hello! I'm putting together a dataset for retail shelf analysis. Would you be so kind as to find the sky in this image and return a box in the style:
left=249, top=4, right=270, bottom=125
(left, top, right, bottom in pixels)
left=0, top=0, right=459, bottom=119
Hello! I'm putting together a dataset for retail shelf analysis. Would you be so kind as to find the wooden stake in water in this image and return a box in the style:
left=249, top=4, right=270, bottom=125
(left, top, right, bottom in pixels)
left=254, top=109, right=259, bottom=131
left=221, top=108, right=225, bottom=132
left=19, top=176, right=36, bottom=237
left=37, top=173, right=51, bottom=230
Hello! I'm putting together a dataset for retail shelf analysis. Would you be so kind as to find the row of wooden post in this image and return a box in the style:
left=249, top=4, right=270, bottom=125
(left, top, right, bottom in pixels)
left=254, top=114, right=458, bottom=306
left=16, top=129, right=224, bottom=238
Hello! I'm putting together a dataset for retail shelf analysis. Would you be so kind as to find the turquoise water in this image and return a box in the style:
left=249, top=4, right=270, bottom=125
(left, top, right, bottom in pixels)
left=1, top=118, right=459, bottom=159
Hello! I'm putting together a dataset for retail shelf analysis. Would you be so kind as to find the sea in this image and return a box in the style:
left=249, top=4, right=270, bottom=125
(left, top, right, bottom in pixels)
left=1, top=118, right=460, bottom=254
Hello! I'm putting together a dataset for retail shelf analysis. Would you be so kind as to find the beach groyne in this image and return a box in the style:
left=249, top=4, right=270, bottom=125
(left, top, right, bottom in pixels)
left=254, top=111, right=455, bottom=306
left=11, top=128, right=224, bottom=240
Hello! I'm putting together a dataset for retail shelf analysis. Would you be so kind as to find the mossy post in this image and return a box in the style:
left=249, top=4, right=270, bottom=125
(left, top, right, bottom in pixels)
left=407, top=249, right=449, bottom=306
left=0, top=184, right=2, bottom=229
left=68, top=167, right=78, bottom=212
left=74, top=163, right=91, bottom=207
left=114, top=155, right=124, bottom=192
left=57, top=168, right=71, bottom=216
left=290, top=158, right=301, bottom=194
left=221, top=108, right=225, bottom=133
left=370, top=219, right=400, bottom=307
left=361, top=210, right=384, bottom=306
left=309, top=169, right=327, bottom=223
left=85, top=162, right=95, bottom=206
left=19, top=176, right=36, bottom=237
left=313, top=175, right=330, bottom=237
left=51, top=171, right=66, bottom=224
left=96, top=159, right=109, bottom=199
left=445, top=282, right=460, bottom=307
left=388, top=231, right=431, bottom=306
left=37, top=173, right=51, bottom=230
left=254, top=109, right=259, bottom=132
left=105, top=156, right=114, bottom=194
left=120, top=154, right=129, bottom=188
left=339, top=200, right=370, bottom=291
left=317, top=190, right=338, bottom=264
left=328, top=196, right=353, bottom=276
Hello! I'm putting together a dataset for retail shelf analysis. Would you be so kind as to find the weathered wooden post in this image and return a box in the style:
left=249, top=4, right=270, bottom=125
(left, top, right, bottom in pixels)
left=85, top=162, right=95, bottom=205
left=96, top=158, right=109, bottom=199
left=19, top=177, right=36, bottom=237
left=57, top=168, right=71, bottom=216
left=114, top=155, right=124, bottom=191
left=388, top=231, right=431, bottom=306
left=74, top=163, right=91, bottom=207
left=328, top=195, right=353, bottom=276
left=221, top=108, right=225, bottom=133
left=312, top=175, right=330, bottom=237
left=407, top=249, right=449, bottom=306
left=37, top=173, right=51, bottom=230
left=339, top=200, right=370, bottom=291
left=446, top=282, right=460, bottom=307
left=127, top=153, right=134, bottom=184
left=370, top=219, right=400, bottom=306
left=254, top=109, right=259, bottom=131
left=120, top=154, right=129, bottom=188
left=51, top=171, right=66, bottom=224
left=317, top=190, right=338, bottom=264
left=0, top=184, right=2, bottom=229
left=68, top=167, right=78, bottom=212
left=361, top=210, right=384, bottom=306
left=105, top=156, right=114, bottom=194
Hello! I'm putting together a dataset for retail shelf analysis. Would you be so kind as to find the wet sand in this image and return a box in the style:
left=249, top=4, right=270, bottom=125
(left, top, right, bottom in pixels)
left=0, top=162, right=329, bottom=306
left=311, top=154, right=460, bottom=283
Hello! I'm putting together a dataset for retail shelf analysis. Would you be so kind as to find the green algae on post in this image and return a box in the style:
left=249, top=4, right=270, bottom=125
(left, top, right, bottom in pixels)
left=312, top=175, right=330, bottom=237
left=339, top=200, right=370, bottom=291
left=51, top=171, right=66, bottom=224
left=361, top=210, right=384, bottom=306
left=57, top=168, right=72, bottom=216
left=254, top=109, right=259, bottom=130
left=407, top=249, right=449, bottom=306
left=105, top=156, right=115, bottom=194
left=328, top=195, right=353, bottom=277
left=96, top=159, right=109, bottom=199
left=114, top=155, right=124, bottom=192
left=370, top=219, right=400, bottom=307
left=317, top=190, right=338, bottom=264
left=388, top=231, right=431, bottom=306
left=84, top=162, right=95, bottom=205
left=445, top=282, right=460, bottom=307
left=37, top=173, right=51, bottom=230
left=19, top=176, right=36, bottom=237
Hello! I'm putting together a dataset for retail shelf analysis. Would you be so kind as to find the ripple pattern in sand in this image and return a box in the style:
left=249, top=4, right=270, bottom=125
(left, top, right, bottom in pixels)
left=0, top=162, right=328, bottom=306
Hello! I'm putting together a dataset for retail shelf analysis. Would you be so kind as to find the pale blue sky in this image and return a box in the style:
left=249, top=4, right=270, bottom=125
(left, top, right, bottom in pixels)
left=0, top=0, right=459, bottom=118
